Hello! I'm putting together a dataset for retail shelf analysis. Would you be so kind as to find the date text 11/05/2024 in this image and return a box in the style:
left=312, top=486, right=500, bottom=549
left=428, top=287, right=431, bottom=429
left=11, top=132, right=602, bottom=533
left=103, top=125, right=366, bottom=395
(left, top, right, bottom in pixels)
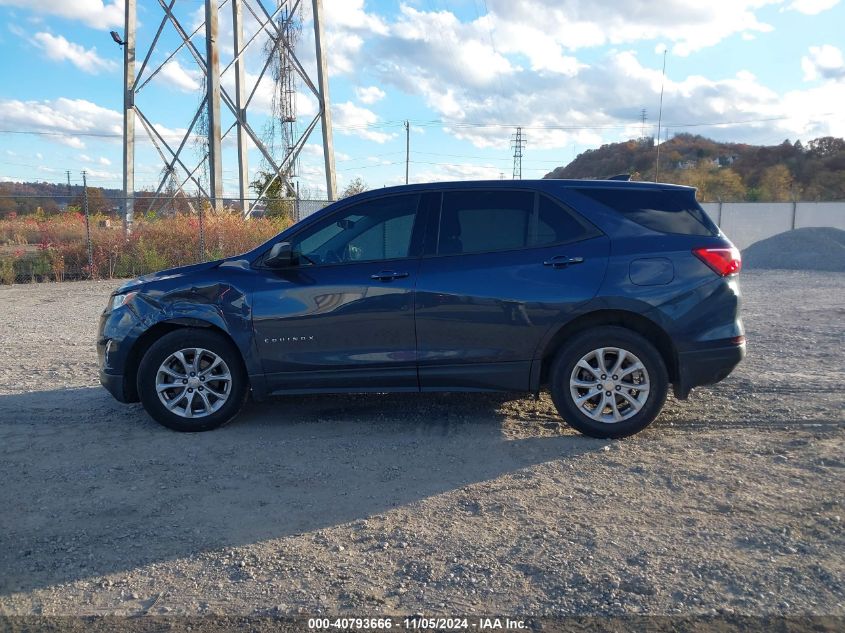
left=307, top=617, right=528, bottom=630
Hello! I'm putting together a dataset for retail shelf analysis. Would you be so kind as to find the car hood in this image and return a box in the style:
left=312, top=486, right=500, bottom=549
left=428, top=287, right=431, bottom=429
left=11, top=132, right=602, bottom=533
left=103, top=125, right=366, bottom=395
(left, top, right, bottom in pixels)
left=116, top=259, right=224, bottom=293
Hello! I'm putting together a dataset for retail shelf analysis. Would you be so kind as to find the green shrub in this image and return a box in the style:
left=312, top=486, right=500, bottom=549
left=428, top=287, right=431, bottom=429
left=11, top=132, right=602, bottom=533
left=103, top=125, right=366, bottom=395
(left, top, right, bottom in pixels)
left=0, top=257, right=14, bottom=285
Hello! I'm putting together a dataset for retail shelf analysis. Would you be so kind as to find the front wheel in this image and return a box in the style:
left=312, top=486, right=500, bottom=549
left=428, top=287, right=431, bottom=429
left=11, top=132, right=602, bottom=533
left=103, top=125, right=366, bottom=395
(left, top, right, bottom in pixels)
left=549, top=326, right=668, bottom=439
left=137, top=329, right=248, bottom=432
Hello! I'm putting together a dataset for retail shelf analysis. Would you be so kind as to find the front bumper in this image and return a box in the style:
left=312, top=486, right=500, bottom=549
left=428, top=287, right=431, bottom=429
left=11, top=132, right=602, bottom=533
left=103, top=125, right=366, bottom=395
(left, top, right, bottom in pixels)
left=99, top=367, right=131, bottom=403
left=674, top=341, right=746, bottom=399
left=97, top=305, right=144, bottom=403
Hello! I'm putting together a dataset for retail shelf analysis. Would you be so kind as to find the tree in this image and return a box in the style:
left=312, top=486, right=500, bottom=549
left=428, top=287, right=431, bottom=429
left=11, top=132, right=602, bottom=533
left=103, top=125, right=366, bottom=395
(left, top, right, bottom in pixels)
left=757, top=165, right=794, bottom=201
left=250, top=170, right=295, bottom=220
left=71, top=187, right=111, bottom=214
left=0, top=197, right=16, bottom=218
left=340, top=177, right=367, bottom=199
left=808, top=136, right=845, bottom=158
left=706, top=168, right=746, bottom=202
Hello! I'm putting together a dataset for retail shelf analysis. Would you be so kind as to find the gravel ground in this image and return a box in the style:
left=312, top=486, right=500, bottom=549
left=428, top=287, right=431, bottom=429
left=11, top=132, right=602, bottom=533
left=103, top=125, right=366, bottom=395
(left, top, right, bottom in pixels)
left=0, top=270, right=842, bottom=620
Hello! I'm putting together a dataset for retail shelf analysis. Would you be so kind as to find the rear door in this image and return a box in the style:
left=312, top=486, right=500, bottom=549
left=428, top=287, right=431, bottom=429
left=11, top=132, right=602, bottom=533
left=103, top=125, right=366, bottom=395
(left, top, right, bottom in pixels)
left=414, top=189, right=610, bottom=391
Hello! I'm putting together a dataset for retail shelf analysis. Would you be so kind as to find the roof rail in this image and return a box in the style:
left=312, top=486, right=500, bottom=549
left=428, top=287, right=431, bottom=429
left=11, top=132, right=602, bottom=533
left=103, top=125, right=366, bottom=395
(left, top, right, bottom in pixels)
left=606, top=174, right=632, bottom=181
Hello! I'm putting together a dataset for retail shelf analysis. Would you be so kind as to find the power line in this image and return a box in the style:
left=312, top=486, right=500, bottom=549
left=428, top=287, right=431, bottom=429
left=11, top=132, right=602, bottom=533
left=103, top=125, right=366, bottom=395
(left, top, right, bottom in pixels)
left=0, top=113, right=829, bottom=140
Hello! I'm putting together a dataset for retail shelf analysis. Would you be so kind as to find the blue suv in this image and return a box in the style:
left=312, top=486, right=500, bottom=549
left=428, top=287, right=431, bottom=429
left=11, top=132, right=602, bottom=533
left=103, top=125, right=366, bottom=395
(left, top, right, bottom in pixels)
left=97, top=180, right=744, bottom=438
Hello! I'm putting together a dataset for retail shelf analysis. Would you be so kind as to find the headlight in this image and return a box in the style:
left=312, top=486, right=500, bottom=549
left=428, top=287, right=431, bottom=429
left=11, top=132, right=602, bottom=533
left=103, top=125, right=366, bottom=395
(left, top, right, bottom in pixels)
left=111, top=292, right=137, bottom=311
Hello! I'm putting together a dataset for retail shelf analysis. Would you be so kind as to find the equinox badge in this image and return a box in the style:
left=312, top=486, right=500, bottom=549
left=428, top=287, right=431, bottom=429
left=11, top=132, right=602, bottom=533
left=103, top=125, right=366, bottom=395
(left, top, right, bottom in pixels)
left=264, top=336, right=315, bottom=344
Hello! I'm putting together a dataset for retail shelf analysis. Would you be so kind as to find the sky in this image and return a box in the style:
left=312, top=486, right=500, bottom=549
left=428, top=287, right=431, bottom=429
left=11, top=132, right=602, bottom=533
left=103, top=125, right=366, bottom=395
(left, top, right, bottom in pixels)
left=0, top=0, right=843, bottom=199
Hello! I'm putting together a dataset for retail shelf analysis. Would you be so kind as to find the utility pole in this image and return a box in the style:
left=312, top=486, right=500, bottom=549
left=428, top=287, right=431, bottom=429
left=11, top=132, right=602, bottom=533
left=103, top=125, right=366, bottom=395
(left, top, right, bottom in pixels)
left=404, top=120, right=410, bottom=185
left=313, top=0, right=337, bottom=200
left=66, top=170, right=72, bottom=200
left=81, top=171, right=93, bottom=275
left=205, top=0, right=223, bottom=213
left=511, top=127, right=526, bottom=179
left=232, top=0, right=249, bottom=214
left=655, top=49, right=667, bottom=182
left=640, top=108, right=647, bottom=140
left=122, top=0, right=135, bottom=235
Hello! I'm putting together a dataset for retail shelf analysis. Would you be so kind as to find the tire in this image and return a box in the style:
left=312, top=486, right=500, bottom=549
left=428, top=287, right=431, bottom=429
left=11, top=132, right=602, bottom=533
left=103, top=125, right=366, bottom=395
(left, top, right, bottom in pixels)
left=549, top=326, right=668, bottom=439
left=137, top=328, right=248, bottom=432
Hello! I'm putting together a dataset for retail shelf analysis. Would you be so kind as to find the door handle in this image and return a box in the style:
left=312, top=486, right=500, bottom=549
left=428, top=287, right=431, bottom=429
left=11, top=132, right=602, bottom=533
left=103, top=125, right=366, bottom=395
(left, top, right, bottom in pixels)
left=543, top=256, right=585, bottom=268
left=370, top=270, right=410, bottom=281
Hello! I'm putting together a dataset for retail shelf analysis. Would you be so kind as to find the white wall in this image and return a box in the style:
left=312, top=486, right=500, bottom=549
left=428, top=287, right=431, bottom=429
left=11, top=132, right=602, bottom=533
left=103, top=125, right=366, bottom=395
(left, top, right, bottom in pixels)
left=700, top=202, right=845, bottom=250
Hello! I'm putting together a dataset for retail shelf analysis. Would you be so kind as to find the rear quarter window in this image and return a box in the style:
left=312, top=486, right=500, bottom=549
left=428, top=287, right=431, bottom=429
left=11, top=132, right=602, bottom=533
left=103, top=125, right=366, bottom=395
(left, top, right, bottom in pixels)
left=577, top=188, right=718, bottom=236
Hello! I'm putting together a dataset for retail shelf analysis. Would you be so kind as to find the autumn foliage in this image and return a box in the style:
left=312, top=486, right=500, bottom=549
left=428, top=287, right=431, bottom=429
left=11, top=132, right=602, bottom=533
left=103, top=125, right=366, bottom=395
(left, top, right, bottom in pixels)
left=0, top=210, right=291, bottom=284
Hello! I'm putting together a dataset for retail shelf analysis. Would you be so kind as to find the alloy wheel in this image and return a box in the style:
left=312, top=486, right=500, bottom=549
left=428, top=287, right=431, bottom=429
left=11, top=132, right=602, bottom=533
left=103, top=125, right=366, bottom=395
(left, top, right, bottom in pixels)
left=155, top=348, right=232, bottom=419
left=569, top=346, right=650, bottom=423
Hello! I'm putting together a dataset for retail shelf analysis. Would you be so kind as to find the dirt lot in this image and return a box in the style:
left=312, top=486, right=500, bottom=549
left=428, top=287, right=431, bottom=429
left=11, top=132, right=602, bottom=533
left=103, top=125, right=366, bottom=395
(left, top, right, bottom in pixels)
left=0, top=270, right=842, bottom=619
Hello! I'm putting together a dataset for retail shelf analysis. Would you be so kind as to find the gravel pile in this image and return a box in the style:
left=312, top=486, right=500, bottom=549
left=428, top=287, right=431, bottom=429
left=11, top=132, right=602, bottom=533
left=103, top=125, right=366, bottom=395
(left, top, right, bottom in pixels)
left=742, top=227, right=845, bottom=271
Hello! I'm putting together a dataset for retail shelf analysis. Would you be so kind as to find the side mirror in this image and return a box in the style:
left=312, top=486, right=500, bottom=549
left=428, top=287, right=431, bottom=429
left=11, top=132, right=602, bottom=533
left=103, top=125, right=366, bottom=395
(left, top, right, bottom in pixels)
left=265, top=241, right=293, bottom=268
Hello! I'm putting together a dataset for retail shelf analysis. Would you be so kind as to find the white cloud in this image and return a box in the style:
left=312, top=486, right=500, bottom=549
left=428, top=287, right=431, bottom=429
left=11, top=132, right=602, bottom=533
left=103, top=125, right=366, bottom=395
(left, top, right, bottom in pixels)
left=332, top=101, right=396, bottom=143
left=32, top=32, right=116, bottom=74
left=322, top=0, right=388, bottom=35
left=59, top=136, right=86, bottom=149
left=0, top=97, right=122, bottom=150
left=354, top=86, right=386, bottom=104
left=0, top=97, right=123, bottom=135
left=801, top=44, right=845, bottom=81
left=98, top=156, right=112, bottom=166
left=485, top=0, right=777, bottom=57
left=787, top=0, right=840, bottom=14
left=0, top=0, right=123, bottom=29
left=412, top=162, right=504, bottom=183
left=157, top=60, right=202, bottom=93
left=0, top=97, right=190, bottom=154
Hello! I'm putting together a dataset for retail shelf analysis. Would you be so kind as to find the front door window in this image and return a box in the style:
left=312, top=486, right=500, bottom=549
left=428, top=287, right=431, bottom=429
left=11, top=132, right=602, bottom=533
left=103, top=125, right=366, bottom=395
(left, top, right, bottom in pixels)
left=291, top=194, right=420, bottom=266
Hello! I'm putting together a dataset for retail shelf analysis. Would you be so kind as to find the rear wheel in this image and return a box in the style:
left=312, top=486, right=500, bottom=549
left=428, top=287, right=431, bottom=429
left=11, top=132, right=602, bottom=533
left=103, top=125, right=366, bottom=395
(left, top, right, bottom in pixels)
left=137, top=329, right=248, bottom=432
left=549, top=326, right=668, bottom=438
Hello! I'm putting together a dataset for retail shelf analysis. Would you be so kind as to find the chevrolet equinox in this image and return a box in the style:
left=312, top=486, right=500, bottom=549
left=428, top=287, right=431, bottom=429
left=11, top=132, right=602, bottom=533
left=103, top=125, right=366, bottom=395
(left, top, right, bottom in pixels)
left=98, top=180, right=745, bottom=438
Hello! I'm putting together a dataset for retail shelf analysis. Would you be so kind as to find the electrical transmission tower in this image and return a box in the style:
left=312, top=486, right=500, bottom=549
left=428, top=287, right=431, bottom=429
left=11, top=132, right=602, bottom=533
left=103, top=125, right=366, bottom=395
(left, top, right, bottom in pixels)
left=119, top=0, right=337, bottom=232
left=511, top=127, right=526, bottom=180
left=640, top=108, right=647, bottom=140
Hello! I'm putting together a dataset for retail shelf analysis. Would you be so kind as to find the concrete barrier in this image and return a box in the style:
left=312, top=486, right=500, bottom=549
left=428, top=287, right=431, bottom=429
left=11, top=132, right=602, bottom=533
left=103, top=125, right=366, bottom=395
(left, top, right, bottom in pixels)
left=700, top=201, right=845, bottom=250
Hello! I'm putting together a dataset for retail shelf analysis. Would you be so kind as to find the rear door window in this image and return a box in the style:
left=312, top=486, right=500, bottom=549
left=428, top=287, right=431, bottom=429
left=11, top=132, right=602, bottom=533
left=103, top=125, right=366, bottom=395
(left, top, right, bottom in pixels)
left=436, top=190, right=595, bottom=255
left=438, top=191, right=533, bottom=255
left=577, top=188, right=718, bottom=236
left=535, top=194, right=596, bottom=246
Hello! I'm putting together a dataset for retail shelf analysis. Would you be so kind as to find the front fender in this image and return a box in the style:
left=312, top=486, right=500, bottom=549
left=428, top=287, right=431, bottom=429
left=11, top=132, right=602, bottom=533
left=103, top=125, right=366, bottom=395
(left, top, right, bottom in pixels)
left=140, top=282, right=259, bottom=371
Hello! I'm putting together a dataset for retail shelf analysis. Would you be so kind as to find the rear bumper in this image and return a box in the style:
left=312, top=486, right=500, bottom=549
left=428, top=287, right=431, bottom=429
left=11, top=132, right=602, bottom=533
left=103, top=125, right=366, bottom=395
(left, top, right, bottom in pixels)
left=674, top=341, right=746, bottom=399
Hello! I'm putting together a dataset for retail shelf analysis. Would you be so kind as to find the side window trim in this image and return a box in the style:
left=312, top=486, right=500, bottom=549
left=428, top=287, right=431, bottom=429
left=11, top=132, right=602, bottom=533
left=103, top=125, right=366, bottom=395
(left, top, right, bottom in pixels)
left=528, top=192, right=539, bottom=246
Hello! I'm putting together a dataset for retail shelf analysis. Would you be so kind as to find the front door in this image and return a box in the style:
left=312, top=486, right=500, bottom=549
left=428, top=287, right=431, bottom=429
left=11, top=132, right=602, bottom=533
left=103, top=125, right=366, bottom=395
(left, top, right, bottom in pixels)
left=252, top=193, right=425, bottom=393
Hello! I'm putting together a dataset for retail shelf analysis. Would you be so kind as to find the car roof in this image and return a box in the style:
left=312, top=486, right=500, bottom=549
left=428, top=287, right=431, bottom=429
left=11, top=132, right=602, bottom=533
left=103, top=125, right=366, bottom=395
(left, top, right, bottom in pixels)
left=345, top=179, right=696, bottom=202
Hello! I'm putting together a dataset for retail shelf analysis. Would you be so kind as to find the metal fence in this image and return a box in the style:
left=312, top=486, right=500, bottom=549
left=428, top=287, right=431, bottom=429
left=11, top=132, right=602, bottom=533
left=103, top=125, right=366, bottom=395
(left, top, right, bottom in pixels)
left=2, top=194, right=843, bottom=285
left=0, top=195, right=330, bottom=284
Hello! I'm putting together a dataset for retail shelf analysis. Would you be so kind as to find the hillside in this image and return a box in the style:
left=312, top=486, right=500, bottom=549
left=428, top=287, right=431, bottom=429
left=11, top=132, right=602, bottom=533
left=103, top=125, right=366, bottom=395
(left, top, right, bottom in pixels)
left=0, top=181, right=123, bottom=216
left=543, top=134, right=845, bottom=202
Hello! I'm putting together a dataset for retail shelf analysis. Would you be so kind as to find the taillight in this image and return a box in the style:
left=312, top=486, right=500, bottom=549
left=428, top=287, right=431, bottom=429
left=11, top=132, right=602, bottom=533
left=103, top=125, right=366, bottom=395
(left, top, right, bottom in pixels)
left=693, top=247, right=741, bottom=276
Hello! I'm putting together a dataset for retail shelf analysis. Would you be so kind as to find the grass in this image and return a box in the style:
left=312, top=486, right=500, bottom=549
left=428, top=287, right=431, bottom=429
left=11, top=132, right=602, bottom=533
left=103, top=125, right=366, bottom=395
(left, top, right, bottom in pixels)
left=0, top=210, right=292, bottom=284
